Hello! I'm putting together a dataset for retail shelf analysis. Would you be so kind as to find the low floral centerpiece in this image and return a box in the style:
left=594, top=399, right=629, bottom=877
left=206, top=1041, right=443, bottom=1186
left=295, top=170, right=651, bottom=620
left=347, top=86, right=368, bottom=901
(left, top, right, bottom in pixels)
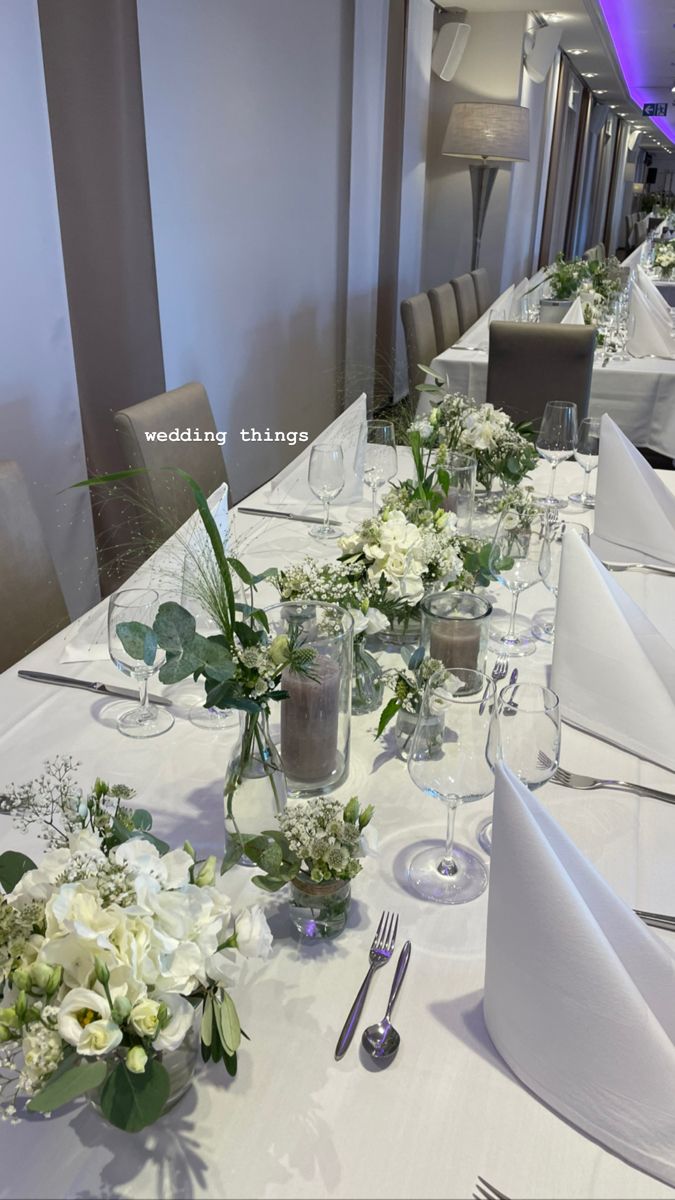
left=376, top=647, right=444, bottom=760
left=653, top=239, right=675, bottom=279
left=544, top=253, right=624, bottom=324
left=0, top=759, right=271, bottom=1131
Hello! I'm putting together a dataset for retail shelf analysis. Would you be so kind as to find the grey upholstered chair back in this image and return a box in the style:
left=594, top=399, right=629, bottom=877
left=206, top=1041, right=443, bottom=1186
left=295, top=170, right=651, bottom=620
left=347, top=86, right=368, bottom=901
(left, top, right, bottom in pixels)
left=583, top=246, right=598, bottom=263
left=0, top=460, right=69, bottom=671
left=114, top=381, right=228, bottom=546
left=486, top=322, right=596, bottom=427
left=400, top=292, right=438, bottom=400
left=596, top=241, right=606, bottom=261
left=428, top=283, right=460, bottom=351
left=451, top=273, right=479, bottom=334
left=470, top=268, right=494, bottom=316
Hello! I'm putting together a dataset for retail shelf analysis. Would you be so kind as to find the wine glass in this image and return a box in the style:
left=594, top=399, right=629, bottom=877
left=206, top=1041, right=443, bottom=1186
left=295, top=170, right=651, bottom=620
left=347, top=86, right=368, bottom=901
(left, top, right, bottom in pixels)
left=308, top=443, right=345, bottom=540
left=569, top=417, right=601, bottom=508
left=488, top=508, right=544, bottom=658
left=407, top=669, right=495, bottom=904
left=532, top=519, right=590, bottom=643
left=107, top=587, right=174, bottom=738
left=477, top=682, right=561, bottom=853
left=363, top=420, right=397, bottom=516
left=536, top=400, right=578, bottom=510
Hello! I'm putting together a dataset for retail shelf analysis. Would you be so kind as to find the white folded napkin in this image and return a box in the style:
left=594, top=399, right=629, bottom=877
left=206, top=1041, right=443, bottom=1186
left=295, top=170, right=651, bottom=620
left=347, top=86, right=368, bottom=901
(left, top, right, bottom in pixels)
left=561, top=295, right=586, bottom=325
left=551, top=528, right=675, bottom=770
left=635, top=264, right=672, bottom=322
left=268, top=393, right=366, bottom=506
left=592, top=414, right=675, bottom=566
left=484, top=761, right=675, bottom=1189
left=626, top=284, right=675, bottom=358
left=456, top=285, right=515, bottom=351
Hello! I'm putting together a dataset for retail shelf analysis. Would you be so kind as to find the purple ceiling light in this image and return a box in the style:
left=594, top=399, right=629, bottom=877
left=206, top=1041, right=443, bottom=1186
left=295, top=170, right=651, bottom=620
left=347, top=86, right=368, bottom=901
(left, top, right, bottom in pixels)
left=595, top=0, right=674, bottom=145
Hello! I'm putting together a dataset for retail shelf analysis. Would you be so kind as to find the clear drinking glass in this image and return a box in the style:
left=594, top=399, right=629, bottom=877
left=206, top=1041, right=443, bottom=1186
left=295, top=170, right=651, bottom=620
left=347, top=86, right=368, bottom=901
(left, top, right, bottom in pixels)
left=407, top=669, right=495, bottom=905
left=477, top=682, right=561, bottom=853
left=532, top=519, right=590, bottom=643
left=363, top=420, right=397, bottom=516
left=107, top=587, right=174, bottom=738
left=535, top=400, right=578, bottom=510
left=308, top=443, right=345, bottom=540
left=488, top=509, right=544, bottom=657
left=569, top=417, right=601, bottom=508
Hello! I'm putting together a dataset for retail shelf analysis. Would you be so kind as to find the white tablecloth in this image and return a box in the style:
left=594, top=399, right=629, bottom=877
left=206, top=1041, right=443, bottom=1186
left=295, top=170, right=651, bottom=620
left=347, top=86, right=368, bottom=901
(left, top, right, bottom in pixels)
left=2, top=462, right=675, bottom=1199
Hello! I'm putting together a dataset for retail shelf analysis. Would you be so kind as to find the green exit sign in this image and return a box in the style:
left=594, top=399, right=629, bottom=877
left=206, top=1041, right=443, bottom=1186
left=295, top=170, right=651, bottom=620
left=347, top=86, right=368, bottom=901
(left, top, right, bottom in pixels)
left=643, top=103, right=668, bottom=117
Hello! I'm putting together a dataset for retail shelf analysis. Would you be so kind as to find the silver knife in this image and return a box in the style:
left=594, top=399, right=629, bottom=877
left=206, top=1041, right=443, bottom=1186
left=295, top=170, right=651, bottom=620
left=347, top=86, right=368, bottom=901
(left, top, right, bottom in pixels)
left=18, top=670, right=172, bottom=707
left=602, top=561, right=675, bottom=577
left=635, top=909, right=675, bottom=932
left=237, top=506, right=341, bottom=527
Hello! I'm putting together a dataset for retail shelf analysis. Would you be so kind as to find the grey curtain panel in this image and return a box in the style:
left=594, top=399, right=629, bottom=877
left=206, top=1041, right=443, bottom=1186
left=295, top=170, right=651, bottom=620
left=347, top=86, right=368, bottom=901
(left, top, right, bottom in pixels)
left=38, top=0, right=165, bottom=590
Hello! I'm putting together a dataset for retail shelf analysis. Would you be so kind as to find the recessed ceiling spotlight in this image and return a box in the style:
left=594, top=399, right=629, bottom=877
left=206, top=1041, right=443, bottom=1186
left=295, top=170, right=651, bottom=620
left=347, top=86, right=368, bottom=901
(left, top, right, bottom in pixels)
left=595, top=89, right=607, bottom=94
left=583, top=72, right=598, bottom=79
left=568, top=48, right=588, bottom=56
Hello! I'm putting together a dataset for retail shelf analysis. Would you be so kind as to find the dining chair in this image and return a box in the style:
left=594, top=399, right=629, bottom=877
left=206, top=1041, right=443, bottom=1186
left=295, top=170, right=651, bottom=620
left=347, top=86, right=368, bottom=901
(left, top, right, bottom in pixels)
left=0, top=460, right=69, bottom=671
left=451, top=273, right=480, bottom=334
left=113, top=381, right=229, bottom=546
left=485, top=322, right=596, bottom=427
left=596, top=241, right=606, bottom=261
left=583, top=246, right=598, bottom=263
left=470, top=268, right=494, bottom=317
left=400, top=292, right=438, bottom=401
left=428, top=283, right=460, bottom=351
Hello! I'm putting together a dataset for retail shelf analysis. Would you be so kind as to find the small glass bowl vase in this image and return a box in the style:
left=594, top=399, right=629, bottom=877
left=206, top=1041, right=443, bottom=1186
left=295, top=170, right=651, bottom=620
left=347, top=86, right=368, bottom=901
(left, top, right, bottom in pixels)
left=395, top=707, right=444, bottom=762
left=352, top=637, right=384, bottom=715
left=288, top=874, right=351, bottom=940
left=90, top=1025, right=198, bottom=1123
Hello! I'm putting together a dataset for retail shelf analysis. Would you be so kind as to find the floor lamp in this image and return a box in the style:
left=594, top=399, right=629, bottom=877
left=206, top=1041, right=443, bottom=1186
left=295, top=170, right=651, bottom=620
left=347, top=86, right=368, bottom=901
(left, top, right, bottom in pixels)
left=442, top=103, right=530, bottom=270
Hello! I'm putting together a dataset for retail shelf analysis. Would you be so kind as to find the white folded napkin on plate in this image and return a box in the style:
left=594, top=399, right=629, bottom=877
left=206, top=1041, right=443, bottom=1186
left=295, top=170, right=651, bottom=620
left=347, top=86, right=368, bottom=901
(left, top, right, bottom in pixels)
left=561, top=295, right=586, bottom=325
left=484, top=761, right=675, bottom=1189
left=551, top=527, right=675, bottom=770
left=635, top=264, right=672, bottom=322
left=268, top=393, right=366, bottom=506
left=455, top=285, right=515, bottom=351
left=626, top=284, right=675, bottom=358
left=592, top=414, right=675, bottom=567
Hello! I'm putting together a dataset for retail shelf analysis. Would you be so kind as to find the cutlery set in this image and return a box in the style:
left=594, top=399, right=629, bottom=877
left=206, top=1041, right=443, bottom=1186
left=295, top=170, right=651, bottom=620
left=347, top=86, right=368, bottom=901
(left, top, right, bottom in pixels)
left=334, top=910, right=411, bottom=1065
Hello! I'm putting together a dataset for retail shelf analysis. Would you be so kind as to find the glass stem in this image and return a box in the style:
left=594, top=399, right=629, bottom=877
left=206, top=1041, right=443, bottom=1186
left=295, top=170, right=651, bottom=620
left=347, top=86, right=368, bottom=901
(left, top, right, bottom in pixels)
left=548, top=461, right=557, bottom=501
left=439, top=802, right=458, bottom=876
left=322, top=498, right=330, bottom=535
left=371, top=483, right=378, bottom=518
left=138, top=674, right=149, bottom=713
left=581, top=465, right=591, bottom=505
left=507, top=590, right=521, bottom=641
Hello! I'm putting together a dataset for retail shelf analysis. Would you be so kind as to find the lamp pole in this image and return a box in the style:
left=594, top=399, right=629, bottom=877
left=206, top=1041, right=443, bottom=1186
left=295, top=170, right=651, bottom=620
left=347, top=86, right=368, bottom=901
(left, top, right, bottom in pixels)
left=469, top=158, right=498, bottom=270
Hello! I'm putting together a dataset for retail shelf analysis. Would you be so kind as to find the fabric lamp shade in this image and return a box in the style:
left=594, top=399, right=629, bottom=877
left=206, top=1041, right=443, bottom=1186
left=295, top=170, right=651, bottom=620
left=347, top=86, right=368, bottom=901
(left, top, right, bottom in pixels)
left=442, top=103, right=530, bottom=162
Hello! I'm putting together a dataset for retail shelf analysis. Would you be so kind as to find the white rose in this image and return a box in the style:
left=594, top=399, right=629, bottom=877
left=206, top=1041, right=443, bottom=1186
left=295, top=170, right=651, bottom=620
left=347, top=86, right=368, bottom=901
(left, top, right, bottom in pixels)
left=153, top=992, right=194, bottom=1052
left=234, top=906, right=273, bottom=960
left=129, top=997, right=161, bottom=1038
left=78, top=1019, right=123, bottom=1057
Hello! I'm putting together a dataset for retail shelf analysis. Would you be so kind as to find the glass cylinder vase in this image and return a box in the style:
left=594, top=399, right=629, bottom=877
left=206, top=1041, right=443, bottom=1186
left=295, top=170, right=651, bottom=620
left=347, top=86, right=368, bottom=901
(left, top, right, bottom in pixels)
left=289, top=874, right=351, bottom=940
left=438, top=451, right=476, bottom=534
left=268, top=601, right=352, bottom=798
left=224, top=707, right=288, bottom=856
left=421, top=591, right=492, bottom=672
left=395, top=706, right=444, bottom=762
left=352, top=637, right=384, bottom=715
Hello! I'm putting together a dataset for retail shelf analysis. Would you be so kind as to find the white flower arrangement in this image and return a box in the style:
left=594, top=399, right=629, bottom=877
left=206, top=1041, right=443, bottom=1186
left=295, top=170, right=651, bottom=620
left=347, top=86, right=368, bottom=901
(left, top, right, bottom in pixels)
left=653, top=240, right=675, bottom=279
left=0, top=760, right=271, bottom=1131
left=275, top=559, right=389, bottom=639
left=410, top=391, right=538, bottom=493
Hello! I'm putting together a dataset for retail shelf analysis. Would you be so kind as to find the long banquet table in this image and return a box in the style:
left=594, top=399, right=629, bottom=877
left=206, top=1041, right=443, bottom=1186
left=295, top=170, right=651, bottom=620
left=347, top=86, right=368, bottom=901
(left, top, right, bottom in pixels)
left=2, top=458, right=675, bottom=1199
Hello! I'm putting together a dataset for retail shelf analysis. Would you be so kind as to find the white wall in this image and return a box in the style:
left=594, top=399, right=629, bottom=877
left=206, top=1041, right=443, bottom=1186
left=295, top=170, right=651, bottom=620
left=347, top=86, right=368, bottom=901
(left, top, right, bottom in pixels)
left=420, top=11, right=527, bottom=298
left=0, top=1, right=98, bottom=616
left=501, top=57, right=558, bottom=286
left=137, top=0, right=355, bottom=502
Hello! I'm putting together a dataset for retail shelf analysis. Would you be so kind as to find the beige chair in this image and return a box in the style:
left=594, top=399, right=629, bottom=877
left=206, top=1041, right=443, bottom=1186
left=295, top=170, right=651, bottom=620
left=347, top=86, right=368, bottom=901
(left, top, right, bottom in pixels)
left=471, top=268, right=494, bottom=317
left=583, top=246, right=599, bottom=263
left=113, top=381, right=228, bottom=545
left=0, top=460, right=69, bottom=671
left=428, top=283, right=460, bottom=351
left=400, top=292, right=438, bottom=401
left=485, top=322, right=596, bottom=427
left=451, top=273, right=479, bottom=334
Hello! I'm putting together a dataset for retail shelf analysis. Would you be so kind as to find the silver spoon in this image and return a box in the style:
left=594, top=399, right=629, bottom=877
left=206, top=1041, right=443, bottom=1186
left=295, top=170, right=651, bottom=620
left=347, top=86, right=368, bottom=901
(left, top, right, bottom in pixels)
left=361, top=940, right=411, bottom=1063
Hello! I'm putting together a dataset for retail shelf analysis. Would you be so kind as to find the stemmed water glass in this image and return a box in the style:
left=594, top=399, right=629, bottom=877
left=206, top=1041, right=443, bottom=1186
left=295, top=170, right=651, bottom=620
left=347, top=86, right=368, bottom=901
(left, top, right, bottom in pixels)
left=488, top=508, right=544, bottom=658
left=107, top=587, right=174, bottom=738
left=532, top=519, right=590, bottom=643
left=363, top=420, right=397, bottom=516
left=477, top=682, right=561, bottom=853
left=308, top=443, right=345, bottom=540
left=407, top=669, right=495, bottom=904
left=569, top=417, right=601, bottom=508
left=536, top=400, right=578, bottom=510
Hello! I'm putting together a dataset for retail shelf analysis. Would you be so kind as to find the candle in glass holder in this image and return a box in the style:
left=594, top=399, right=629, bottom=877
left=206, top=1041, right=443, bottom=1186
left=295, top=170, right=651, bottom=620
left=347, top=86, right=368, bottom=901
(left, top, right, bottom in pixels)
left=422, top=591, right=491, bottom=673
left=430, top=616, right=481, bottom=670
left=280, top=657, right=341, bottom=784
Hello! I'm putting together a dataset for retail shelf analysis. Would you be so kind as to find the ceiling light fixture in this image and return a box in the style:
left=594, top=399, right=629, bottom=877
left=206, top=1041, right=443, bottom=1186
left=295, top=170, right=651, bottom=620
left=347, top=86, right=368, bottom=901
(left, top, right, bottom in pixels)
left=583, top=72, right=598, bottom=79
left=595, top=0, right=675, bottom=147
left=540, top=11, right=566, bottom=22
left=568, top=48, right=588, bottom=56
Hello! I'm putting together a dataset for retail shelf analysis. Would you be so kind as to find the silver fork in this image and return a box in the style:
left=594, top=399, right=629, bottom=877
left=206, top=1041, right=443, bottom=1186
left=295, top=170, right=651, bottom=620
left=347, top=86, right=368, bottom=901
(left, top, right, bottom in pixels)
left=552, top=766, right=675, bottom=806
left=479, top=655, right=508, bottom=715
left=334, top=910, right=398, bottom=1060
left=474, top=1178, right=511, bottom=1200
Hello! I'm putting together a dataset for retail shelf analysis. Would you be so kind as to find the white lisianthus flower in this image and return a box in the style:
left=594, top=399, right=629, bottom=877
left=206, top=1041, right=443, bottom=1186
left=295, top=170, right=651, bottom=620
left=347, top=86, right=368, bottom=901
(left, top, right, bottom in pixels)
left=364, top=607, right=390, bottom=636
left=129, top=997, right=161, bottom=1038
left=78, top=1019, right=123, bottom=1057
left=57, top=987, right=122, bottom=1056
left=234, top=906, right=273, bottom=960
left=153, top=992, right=194, bottom=1052
left=126, top=1045, right=148, bottom=1074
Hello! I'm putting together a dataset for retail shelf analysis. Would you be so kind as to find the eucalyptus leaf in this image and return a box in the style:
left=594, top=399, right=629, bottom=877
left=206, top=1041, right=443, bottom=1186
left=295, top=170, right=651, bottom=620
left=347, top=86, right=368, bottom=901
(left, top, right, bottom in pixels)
left=99, top=1058, right=171, bottom=1132
left=0, top=850, right=36, bottom=893
left=117, top=621, right=157, bottom=667
left=131, top=809, right=153, bottom=832
left=27, top=1060, right=108, bottom=1113
left=153, top=602, right=196, bottom=653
